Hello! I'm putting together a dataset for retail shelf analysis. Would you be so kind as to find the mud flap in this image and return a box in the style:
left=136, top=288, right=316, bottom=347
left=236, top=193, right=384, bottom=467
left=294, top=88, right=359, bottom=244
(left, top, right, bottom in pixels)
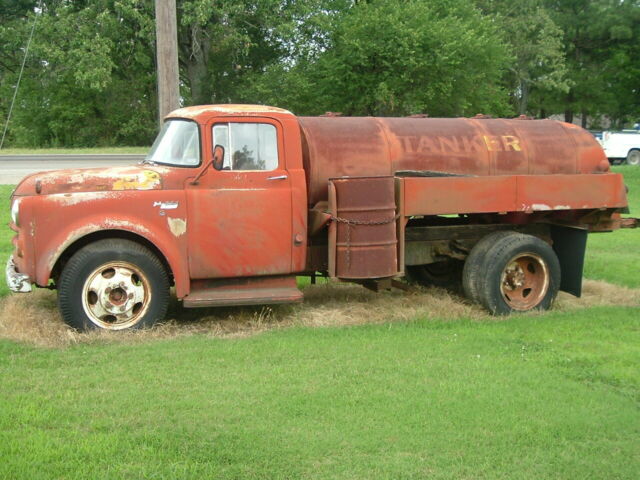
left=551, top=225, right=588, bottom=297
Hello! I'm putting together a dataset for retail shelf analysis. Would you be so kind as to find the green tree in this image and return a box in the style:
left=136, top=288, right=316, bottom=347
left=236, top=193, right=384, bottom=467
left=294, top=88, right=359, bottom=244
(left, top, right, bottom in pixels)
left=2, top=0, right=157, bottom=147
left=542, top=0, right=640, bottom=127
left=476, top=0, right=568, bottom=115
left=2, top=0, right=340, bottom=146
left=0, top=0, right=38, bottom=144
left=15, top=0, right=635, bottom=146
left=176, top=0, right=341, bottom=105
left=248, top=0, right=513, bottom=117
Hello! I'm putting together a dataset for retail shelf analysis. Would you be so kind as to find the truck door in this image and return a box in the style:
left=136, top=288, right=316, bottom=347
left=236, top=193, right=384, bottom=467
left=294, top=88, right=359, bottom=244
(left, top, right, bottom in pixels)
left=186, top=118, right=293, bottom=279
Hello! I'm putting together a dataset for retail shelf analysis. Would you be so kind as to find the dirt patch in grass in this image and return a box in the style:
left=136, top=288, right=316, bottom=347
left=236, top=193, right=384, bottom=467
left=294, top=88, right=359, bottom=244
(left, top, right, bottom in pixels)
left=0, top=279, right=638, bottom=348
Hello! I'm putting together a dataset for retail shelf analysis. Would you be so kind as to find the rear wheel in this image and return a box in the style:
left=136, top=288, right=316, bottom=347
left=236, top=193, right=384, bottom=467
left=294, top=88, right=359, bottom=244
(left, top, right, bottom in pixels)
left=626, top=149, right=640, bottom=166
left=58, top=239, right=170, bottom=331
left=462, top=231, right=514, bottom=304
left=464, top=233, right=560, bottom=315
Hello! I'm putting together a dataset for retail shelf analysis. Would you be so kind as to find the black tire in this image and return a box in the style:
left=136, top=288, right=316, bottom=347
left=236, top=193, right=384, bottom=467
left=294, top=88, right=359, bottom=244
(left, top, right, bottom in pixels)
left=462, top=230, right=515, bottom=305
left=58, top=239, right=170, bottom=331
left=626, top=149, right=640, bottom=166
left=405, top=259, right=463, bottom=288
left=474, top=233, right=560, bottom=315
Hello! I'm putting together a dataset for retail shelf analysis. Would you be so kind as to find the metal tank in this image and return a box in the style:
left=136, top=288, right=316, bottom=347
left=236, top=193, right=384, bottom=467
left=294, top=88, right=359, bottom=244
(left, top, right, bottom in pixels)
left=298, top=116, right=610, bottom=206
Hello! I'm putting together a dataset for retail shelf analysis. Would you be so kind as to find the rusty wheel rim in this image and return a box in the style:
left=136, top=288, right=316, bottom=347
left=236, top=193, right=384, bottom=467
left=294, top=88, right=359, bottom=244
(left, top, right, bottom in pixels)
left=499, top=253, right=549, bottom=311
left=81, top=261, right=151, bottom=330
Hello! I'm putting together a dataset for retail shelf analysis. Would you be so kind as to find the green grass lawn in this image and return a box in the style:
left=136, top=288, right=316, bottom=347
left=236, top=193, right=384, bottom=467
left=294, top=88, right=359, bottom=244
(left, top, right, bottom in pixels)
left=584, top=166, right=640, bottom=287
left=0, top=308, right=638, bottom=479
left=0, top=185, right=14, bottom=297
left=0, top=167, right=638, bottom=479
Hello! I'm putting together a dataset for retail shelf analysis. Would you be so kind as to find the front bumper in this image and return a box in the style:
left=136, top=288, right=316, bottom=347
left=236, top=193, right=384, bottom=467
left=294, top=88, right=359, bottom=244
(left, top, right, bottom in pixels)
left=6, top=255, right=32, bottom=293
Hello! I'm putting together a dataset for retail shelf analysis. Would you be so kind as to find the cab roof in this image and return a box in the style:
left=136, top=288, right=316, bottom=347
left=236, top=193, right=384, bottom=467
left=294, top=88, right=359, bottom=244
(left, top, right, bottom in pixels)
left=165, top=104, right=294, bottom=122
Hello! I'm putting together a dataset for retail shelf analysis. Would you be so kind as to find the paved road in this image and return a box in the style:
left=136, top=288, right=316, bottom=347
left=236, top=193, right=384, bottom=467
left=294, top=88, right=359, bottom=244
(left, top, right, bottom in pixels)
left=0, top=154, right=145, bottom=184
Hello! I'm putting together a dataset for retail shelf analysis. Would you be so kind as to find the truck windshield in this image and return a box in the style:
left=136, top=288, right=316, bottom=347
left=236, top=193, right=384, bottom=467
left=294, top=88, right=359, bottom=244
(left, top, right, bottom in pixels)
left=146, top=119, right=200, bottom=167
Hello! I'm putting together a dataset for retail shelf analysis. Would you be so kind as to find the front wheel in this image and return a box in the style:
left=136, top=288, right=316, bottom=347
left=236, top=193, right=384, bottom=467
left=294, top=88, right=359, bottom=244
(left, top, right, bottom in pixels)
left=626, top=149, right=640, bottom=166
left=464, top=233, right=560, bottom=315
left=58, top=239, right=170, bottom=331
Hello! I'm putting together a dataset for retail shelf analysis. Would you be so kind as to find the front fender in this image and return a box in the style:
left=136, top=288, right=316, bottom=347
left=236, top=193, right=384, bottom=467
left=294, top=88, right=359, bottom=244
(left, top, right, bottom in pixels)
left=31, top=190, right=190, bottom=297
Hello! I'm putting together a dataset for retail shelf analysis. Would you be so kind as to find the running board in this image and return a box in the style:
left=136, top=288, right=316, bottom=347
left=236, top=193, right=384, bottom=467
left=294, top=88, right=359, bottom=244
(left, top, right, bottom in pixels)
left=183, top=275, right=303, bottom=308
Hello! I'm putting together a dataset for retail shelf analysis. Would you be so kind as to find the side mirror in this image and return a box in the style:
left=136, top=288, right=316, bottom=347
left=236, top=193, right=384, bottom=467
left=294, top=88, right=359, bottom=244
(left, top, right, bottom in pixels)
left=212, top=144, right=225, bottom=171
left=190, top=145, right=225, bottom=185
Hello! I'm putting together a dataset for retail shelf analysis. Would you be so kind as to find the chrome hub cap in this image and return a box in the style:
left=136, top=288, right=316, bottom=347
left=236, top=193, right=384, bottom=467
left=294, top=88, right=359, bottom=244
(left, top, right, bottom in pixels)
left=82, top=262, right=150, bottom=330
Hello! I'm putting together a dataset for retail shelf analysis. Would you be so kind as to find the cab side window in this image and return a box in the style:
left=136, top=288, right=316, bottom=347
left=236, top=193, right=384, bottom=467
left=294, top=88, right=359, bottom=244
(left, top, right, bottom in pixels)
left=212, top=123, right=278, bottom=171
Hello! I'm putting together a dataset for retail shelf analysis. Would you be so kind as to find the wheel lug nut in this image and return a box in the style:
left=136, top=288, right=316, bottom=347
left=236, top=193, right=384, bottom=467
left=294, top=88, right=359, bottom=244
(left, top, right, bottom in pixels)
left=105, top=287, right=111, bottom=293
left=120, top=306, right=126, bottom=312
left=128, top=293, right=134, bottom=299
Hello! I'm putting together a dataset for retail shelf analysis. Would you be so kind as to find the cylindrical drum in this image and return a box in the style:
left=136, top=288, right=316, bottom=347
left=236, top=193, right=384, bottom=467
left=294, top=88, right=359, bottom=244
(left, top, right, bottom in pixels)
left=330, top=176, right=398, bottom=279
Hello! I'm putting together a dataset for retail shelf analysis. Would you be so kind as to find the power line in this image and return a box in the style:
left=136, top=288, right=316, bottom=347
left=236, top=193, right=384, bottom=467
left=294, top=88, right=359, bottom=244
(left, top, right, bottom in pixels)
left=0, top=0, right=43, bottom=150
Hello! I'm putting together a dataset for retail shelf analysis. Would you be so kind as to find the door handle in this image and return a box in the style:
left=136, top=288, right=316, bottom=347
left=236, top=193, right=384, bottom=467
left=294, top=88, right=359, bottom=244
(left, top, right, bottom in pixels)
left=267, top=175, right=288, bottom=181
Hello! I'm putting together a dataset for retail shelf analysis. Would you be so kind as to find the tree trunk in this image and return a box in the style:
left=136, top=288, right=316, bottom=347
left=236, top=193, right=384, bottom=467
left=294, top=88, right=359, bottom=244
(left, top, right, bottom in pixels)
left=183, top=27, right=211, bottom=105
left=581, top=111, right=587, bottom=129
left=564, top=91, right=574, bottom=124
left=564, top=109, right=573, bottom=124
left=186, top=59, right=209, bottom=105
left=518, top=80, right=529, bottom=115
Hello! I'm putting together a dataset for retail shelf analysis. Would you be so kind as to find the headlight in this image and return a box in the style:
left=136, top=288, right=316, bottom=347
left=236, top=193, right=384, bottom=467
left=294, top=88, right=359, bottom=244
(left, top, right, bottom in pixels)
left=10, top=198, right=20, bottom=226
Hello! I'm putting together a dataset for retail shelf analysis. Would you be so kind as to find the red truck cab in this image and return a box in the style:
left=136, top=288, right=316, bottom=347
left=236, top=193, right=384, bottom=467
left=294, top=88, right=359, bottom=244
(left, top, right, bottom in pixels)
left=7, top=105, right=308, bottom=330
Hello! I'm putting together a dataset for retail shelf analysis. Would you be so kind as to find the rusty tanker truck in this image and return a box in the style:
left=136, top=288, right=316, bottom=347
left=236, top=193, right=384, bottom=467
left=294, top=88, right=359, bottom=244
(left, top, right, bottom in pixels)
left=6, top=105, right=638, bottom=331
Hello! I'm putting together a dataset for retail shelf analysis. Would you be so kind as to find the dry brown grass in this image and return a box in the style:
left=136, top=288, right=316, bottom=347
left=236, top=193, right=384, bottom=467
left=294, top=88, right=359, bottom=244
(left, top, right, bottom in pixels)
left=0, top=279, right=638, bottom=348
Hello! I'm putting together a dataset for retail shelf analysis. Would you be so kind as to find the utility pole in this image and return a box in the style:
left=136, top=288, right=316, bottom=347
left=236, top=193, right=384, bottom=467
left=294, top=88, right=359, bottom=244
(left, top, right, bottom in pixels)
left=155, top=0, right=180, bottom=125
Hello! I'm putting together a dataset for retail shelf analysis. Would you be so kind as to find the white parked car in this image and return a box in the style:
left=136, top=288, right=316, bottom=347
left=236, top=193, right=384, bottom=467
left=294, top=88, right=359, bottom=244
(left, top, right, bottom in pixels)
left=597, top=131, right=640, bottom=165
